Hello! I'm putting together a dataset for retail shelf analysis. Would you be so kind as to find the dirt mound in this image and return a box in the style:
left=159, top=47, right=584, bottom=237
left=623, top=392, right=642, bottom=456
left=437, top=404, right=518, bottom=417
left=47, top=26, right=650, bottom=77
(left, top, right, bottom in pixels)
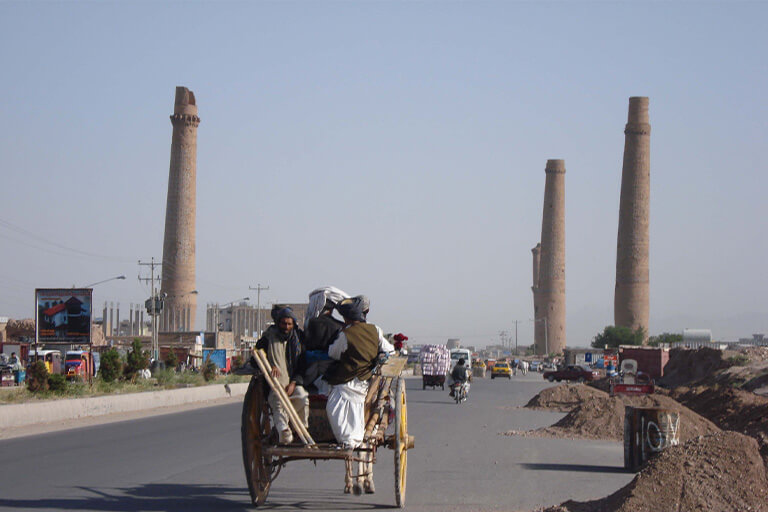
left=658, top=347, right=730, bottom=388
left=671, top=385, right=768, bottom=466
left=541, top=431, right=768, bottom=512
left=509, top=386, right=719, bottom=442
left=541, top=394, right=718, bottom=441
left=524, top=384, right=606, bottom=412
left=5, top=318, right=35, bottom=338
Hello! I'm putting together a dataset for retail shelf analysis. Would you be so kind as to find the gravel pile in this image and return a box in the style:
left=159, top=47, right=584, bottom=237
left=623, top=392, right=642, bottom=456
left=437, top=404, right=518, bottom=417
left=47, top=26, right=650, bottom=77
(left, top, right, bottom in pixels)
left=524, top=384, right=606, bottom=413
left=540, top=431, right=768, bottom=512
left=507, top=384, right=719, bottom=442
left=671, top=385, right=768, bottom=467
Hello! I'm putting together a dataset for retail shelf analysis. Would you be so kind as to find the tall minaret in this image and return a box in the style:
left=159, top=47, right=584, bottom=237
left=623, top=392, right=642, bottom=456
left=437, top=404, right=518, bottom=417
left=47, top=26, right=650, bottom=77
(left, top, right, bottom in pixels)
left=537, top=159, right=566, bottom=355
left=160, top=86, right=199, bottom=332
left=614, top=97, right=650, bottom=338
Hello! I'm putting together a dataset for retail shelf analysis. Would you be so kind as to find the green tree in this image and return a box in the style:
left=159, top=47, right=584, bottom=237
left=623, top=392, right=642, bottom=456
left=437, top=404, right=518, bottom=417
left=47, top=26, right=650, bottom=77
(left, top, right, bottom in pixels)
left=48, top=373, right=67, bottom=392
left=202, top=358, right=217, bottom=382
left=231, top=354, right=244, bottom=371
left=591, top=325, right=645, bottom=349
left=647, top=332, right=683, bottom=347
left=164, top=349, right=179, bottom=371
left=27, top=360, right=49, bottom=392
left=100, top=348, right=122, bottom=382
left=124, top=339, right=149, bottom=380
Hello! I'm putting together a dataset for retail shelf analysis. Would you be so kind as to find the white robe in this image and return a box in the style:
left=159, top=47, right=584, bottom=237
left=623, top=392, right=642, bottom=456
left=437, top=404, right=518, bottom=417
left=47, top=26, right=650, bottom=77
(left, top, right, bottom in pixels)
left=326, top=325, right=394, bottom=447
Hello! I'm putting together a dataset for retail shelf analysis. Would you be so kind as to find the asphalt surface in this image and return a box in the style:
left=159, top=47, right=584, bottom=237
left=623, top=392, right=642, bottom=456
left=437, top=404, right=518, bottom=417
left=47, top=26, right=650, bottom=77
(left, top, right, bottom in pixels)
left=0, top=372, right=633, bottom=511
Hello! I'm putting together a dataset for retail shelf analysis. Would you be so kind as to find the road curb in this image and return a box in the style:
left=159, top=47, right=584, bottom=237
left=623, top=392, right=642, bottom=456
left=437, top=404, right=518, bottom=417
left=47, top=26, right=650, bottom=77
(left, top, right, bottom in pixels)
left=0, top=382, right=250, bottom=430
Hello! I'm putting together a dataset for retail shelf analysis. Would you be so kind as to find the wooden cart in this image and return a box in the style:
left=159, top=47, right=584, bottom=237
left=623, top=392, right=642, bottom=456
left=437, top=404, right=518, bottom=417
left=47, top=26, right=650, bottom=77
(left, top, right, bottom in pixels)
left=241, top=353, right=413, bottom=508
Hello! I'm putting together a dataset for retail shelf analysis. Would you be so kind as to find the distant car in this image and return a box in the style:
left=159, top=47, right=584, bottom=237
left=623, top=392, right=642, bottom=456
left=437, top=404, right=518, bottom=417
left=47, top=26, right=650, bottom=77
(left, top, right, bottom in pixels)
left=543, top=365, right=599, bottom=383
left=529, top=361, right=541, bottom=372
left=491, top=362, right=512, bottom=379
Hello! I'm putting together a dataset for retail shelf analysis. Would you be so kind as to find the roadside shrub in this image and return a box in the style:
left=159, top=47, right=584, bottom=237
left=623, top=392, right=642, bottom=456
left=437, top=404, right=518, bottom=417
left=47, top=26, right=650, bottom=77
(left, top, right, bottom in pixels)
left=202, top=359, right=217, bottom=382
left=26, top=361, right=49, bottom=392
left=164, top=350, right=179, bottom=371
left=124, top=339, right=149, bottom=380
left=48, top=373, right=67, bottom=392
left=231, top=354, right=244, bottom=371
left=176, top=371, right=205, bottom=387
left=155, top=368, right=175, bottom=386
left=99, top=348, right=122, bottom=383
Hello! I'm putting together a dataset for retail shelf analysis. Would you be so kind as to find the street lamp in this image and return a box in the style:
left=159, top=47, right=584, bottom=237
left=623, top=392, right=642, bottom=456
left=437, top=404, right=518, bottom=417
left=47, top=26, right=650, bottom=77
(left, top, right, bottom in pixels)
left=83, top=275, right=126, bottom=287
left=529, top=317, right=548, bottom=356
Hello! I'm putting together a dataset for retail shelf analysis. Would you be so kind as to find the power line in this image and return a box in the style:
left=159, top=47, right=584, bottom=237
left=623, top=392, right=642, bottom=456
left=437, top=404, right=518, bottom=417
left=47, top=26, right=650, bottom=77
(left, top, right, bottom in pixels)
left=0, top=217, right=132, bottom=262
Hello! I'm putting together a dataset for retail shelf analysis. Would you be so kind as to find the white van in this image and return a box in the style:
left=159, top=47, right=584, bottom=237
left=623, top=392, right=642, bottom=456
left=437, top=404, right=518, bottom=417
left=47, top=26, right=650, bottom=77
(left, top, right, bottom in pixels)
left=449, top=348, right=472, bottom=369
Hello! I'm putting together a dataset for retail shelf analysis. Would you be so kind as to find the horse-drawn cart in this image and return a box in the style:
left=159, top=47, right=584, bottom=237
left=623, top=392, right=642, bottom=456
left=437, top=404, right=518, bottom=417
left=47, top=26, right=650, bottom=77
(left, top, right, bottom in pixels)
left=241, top=352, right=413, bottom=507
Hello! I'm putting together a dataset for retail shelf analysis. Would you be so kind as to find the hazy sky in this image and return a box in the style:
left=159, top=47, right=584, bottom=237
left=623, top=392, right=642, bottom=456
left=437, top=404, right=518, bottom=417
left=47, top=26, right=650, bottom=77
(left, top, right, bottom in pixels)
left=1, top=1, right=766, bottom=348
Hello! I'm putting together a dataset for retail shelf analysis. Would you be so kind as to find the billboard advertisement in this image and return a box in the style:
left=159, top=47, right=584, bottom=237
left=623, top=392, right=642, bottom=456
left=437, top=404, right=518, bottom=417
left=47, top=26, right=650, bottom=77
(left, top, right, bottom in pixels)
left=35, top=288, right=93, bottom=344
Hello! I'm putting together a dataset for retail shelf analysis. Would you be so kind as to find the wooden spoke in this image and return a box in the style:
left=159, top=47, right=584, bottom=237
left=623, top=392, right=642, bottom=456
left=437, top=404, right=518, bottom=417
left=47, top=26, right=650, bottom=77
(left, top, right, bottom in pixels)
left=241, top=377, right=275, bottom=506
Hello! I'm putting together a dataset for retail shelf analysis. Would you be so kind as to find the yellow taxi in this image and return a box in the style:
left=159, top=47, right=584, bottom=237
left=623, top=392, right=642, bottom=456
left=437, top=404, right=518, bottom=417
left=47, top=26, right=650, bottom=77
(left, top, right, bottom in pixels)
left=491, top=362, right=512, bottom=379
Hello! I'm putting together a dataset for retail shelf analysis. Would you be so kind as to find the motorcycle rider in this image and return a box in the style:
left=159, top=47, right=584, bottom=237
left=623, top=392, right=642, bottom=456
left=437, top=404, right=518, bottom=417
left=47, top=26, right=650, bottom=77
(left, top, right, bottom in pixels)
left=449, top=358, right=471, bottom=398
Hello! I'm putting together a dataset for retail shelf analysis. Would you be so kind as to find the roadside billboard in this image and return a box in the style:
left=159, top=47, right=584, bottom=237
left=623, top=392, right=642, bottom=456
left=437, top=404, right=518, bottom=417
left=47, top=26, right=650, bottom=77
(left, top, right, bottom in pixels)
left=35, top=288, right=93, bottom=344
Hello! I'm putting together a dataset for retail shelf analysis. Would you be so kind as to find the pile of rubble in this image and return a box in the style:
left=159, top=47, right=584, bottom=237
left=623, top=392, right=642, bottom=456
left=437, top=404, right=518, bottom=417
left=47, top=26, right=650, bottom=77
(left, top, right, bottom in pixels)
left=524, top=383, right=605, bottom=412
left=507, top=384, right=718, bottom=442
left=541, top=431, right=768, bottom=512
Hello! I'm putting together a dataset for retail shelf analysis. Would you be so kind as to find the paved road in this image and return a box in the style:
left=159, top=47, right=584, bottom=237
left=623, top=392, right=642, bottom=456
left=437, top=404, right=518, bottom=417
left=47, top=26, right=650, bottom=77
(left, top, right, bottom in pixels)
left=0, top=372, right=632, bottom=511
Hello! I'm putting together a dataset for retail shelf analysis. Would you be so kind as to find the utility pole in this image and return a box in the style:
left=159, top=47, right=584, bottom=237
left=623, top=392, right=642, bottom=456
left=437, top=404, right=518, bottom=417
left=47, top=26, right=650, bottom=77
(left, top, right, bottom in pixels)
left=249, top=284, right=269, bottom=338
left=511, top=320, right=520, bottom=355
left=139, top=258, right=163, bottom=361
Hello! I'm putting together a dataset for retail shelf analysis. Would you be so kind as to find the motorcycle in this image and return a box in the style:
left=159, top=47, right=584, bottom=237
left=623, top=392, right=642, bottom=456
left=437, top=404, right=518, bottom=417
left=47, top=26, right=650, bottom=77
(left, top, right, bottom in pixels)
left=454, top=381, right=469, bottom=404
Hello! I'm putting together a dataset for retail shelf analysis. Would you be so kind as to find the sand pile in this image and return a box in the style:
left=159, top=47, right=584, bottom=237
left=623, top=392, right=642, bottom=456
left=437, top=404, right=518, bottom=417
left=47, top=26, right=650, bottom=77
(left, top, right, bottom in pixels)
left=672, top=385, right=768, bottom=466
left=541, top=431, right=768, bottom=512
left=658, top=347, right=731, bottom=388
left=524, top=384, right=606, bottom=412
left=508, top=385, right=719, bottom=441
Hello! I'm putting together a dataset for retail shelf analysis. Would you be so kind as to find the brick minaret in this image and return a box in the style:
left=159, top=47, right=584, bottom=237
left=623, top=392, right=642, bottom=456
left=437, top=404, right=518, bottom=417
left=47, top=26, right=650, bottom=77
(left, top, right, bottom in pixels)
left=537, top=160, right=566, bottom=355
left=614, top=97, right=650, bottom=338
left=160, top=86, right=199, bottom=332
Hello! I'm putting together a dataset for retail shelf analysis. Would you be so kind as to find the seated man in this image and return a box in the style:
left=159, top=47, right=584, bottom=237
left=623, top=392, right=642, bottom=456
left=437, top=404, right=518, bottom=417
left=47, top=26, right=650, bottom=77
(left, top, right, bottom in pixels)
left=449, top=358, right=471, bottom=397
left=255, top=307, right=309, bottom=444
left=303, top=287, right=348, bottom=389
left=325, top=296, right=394, bottom=449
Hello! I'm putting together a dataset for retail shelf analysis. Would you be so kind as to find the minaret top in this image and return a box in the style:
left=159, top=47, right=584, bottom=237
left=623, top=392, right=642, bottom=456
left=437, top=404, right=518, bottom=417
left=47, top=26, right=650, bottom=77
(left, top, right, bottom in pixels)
left=174, top=86, right=198, bottom=116
left=627, top=97, right=649, bottom=124
left=545, top=159, right=566, bottom=174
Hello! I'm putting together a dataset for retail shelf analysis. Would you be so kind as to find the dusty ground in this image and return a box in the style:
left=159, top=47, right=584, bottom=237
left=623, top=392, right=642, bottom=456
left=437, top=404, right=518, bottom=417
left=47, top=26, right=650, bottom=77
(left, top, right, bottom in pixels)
left=539, top=431, right=768, bottom=512
left=507, top=384, right=719, bottom=442
left=523, top=347, right=768, bottom=512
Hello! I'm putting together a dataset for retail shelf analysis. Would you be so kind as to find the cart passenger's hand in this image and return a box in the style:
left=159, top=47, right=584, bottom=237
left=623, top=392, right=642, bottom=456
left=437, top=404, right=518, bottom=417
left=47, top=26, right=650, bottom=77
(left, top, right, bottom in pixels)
left=271, top=366, right=281, bottom=379
left=285, top=381, right=296, bottom=397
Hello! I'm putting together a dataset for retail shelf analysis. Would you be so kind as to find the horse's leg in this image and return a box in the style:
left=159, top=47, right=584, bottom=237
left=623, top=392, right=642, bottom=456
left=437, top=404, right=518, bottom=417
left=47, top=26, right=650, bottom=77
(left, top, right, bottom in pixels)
left=344, top=459, right=353, bottom=494
left=363, top=446, right=375, bottom=494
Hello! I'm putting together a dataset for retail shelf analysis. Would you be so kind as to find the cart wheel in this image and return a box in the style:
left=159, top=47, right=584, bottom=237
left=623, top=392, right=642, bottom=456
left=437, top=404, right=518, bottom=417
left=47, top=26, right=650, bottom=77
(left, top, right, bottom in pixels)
left=241, top=376, right=276, bottom=506
left=394, top=377, right=408, bottom=508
